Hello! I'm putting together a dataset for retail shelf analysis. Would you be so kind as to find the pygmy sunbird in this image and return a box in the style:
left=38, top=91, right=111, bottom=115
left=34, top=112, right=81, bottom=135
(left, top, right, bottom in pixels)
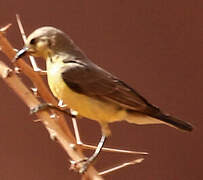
left=15, top=27, right=193, bottom=173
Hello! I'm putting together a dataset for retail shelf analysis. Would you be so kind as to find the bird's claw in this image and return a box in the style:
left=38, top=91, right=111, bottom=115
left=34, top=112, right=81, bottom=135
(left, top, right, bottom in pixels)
left=70, top=157, right=91, bottom=174
left=79, top=161, right=90, bottom=174
left=30, top=103, right=52, bottom=114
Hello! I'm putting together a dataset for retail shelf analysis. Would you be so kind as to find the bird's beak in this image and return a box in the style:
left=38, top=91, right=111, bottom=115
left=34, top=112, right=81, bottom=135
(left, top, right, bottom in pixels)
left=13, top=46, right=29, bottom=62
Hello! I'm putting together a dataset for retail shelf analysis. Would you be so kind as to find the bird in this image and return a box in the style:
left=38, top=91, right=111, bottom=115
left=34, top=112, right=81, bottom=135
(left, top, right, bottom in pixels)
left=15, top=26, right=193, bottom=173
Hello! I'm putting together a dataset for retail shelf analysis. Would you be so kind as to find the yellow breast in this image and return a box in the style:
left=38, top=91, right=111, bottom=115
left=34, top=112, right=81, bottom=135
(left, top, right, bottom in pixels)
left=46, top=59, right=127, bottom=123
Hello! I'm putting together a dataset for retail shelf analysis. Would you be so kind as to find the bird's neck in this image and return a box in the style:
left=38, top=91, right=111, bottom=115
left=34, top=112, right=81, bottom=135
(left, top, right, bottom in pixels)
left=46, top=48, right=87, bottom=63
left=46, top=52, right=67, bottom=63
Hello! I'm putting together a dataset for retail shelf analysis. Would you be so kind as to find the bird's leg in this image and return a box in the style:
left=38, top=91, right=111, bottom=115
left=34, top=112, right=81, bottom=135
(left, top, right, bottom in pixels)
left=87, top=135, right=106, bottom=163
left=71, top=117, right=149, bottom=155
left=70, top=135, right=106, bottom=174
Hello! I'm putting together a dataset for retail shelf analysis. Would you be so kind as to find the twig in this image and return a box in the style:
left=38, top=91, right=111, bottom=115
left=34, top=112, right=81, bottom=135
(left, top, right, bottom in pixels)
left=0, top=24, right=12, bottom=32
left=0, top=26, right=103, bottom=180
left=99, top=158, right=144, bottom=176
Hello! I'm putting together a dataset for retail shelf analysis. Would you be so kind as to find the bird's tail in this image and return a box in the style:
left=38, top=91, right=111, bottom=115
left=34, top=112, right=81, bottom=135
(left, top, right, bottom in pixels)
left=150, top=112, right=193, bottom=132
left=126, top=110, right=193, bottom=132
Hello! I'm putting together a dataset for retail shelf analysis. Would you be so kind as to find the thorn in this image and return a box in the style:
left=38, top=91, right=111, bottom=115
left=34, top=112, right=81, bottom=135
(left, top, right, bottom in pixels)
left=14, top=67, right=21, bottom=74
left=47, top=127, right=57, bottom=141
left=50, top=114, right=57, bottom=119
left=76, top=141, right=83, bottom=146
left=69, top=160, right=79, bottom=172
left=99, top=158, right=145, bottom=176
left=16, top=14, right=46, bottom=76
left=69, top=158, right=88, bottom=172
left=78, top=143, right=148, bottom=155
left=58, top=100, right=67, bottom=108
left=131, top=158, right=144, bottom=164
left=70, top=143, right=77, bottom=151
left=70, top=109, right=78, bottom=116
left=30, top=87, right=38, bottom=96
left=0, top=24, right=12, bottom=32
left=33, top=119, right=42, bottom=122
left=2, top=68, right=12, bottom=78
left=69, top=160, right=75, bottom=165
left=33, top=67, right=47, bottom=75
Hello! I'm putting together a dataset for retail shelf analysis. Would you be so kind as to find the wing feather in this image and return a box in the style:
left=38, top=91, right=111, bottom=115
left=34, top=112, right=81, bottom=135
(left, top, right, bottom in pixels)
left=61, top=59, right=156, bottom=112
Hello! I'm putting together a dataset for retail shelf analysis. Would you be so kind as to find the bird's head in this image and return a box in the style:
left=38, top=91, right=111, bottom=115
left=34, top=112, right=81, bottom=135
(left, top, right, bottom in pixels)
left=15, top=26, right=78, bottom=60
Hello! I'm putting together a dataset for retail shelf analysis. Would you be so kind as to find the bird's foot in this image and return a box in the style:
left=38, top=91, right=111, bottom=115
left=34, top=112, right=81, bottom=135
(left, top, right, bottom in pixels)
left=30, top=103, right=54, bottom=114
left=70, top=157, right=92, bottom=174
left=30, top=103, right=72, bottom=117
left=70, top=135, right=106, bottom=174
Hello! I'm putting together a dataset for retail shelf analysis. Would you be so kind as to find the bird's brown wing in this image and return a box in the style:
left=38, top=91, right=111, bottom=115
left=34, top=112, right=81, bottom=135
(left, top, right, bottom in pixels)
left=61, top=59, right=157, bottom=113
left=61, top=59, right=193, bottom=132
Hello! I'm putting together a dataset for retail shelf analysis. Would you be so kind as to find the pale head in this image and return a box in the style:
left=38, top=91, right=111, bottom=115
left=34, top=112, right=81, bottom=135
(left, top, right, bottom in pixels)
left=15, top=26, right=83, bottom=60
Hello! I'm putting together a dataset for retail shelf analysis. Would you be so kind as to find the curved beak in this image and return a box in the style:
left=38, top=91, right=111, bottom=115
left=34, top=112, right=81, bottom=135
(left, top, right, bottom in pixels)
left=13, top=47, right=29, bottom=62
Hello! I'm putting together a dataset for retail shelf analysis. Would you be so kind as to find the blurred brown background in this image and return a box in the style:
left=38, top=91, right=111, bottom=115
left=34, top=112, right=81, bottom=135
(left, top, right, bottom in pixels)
left=0, top=0, right=202, bottom=179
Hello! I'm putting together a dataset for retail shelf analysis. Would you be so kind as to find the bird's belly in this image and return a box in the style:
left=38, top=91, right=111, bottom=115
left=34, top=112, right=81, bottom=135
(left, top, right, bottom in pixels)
left=47, top=73, right=127, bottom=123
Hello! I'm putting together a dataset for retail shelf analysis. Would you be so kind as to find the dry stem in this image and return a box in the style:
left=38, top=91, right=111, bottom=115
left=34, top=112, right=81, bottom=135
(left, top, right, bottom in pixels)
left=99, top=158, right=144, bottom=176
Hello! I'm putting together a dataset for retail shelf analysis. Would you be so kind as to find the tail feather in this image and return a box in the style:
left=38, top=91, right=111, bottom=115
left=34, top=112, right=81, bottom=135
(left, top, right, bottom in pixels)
left=126, top=107, right=193, bottom=132
left=151, top=112, right=193, bottom=132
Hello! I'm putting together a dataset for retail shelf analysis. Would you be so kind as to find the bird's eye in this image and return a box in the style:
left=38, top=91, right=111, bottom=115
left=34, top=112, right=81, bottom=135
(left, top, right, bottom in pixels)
left=30, top=38, right=36, bottom=45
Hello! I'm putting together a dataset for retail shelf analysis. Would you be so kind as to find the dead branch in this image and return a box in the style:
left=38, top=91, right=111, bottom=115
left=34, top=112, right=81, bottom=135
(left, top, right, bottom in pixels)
left=0, top=26, right=103, bottom=180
